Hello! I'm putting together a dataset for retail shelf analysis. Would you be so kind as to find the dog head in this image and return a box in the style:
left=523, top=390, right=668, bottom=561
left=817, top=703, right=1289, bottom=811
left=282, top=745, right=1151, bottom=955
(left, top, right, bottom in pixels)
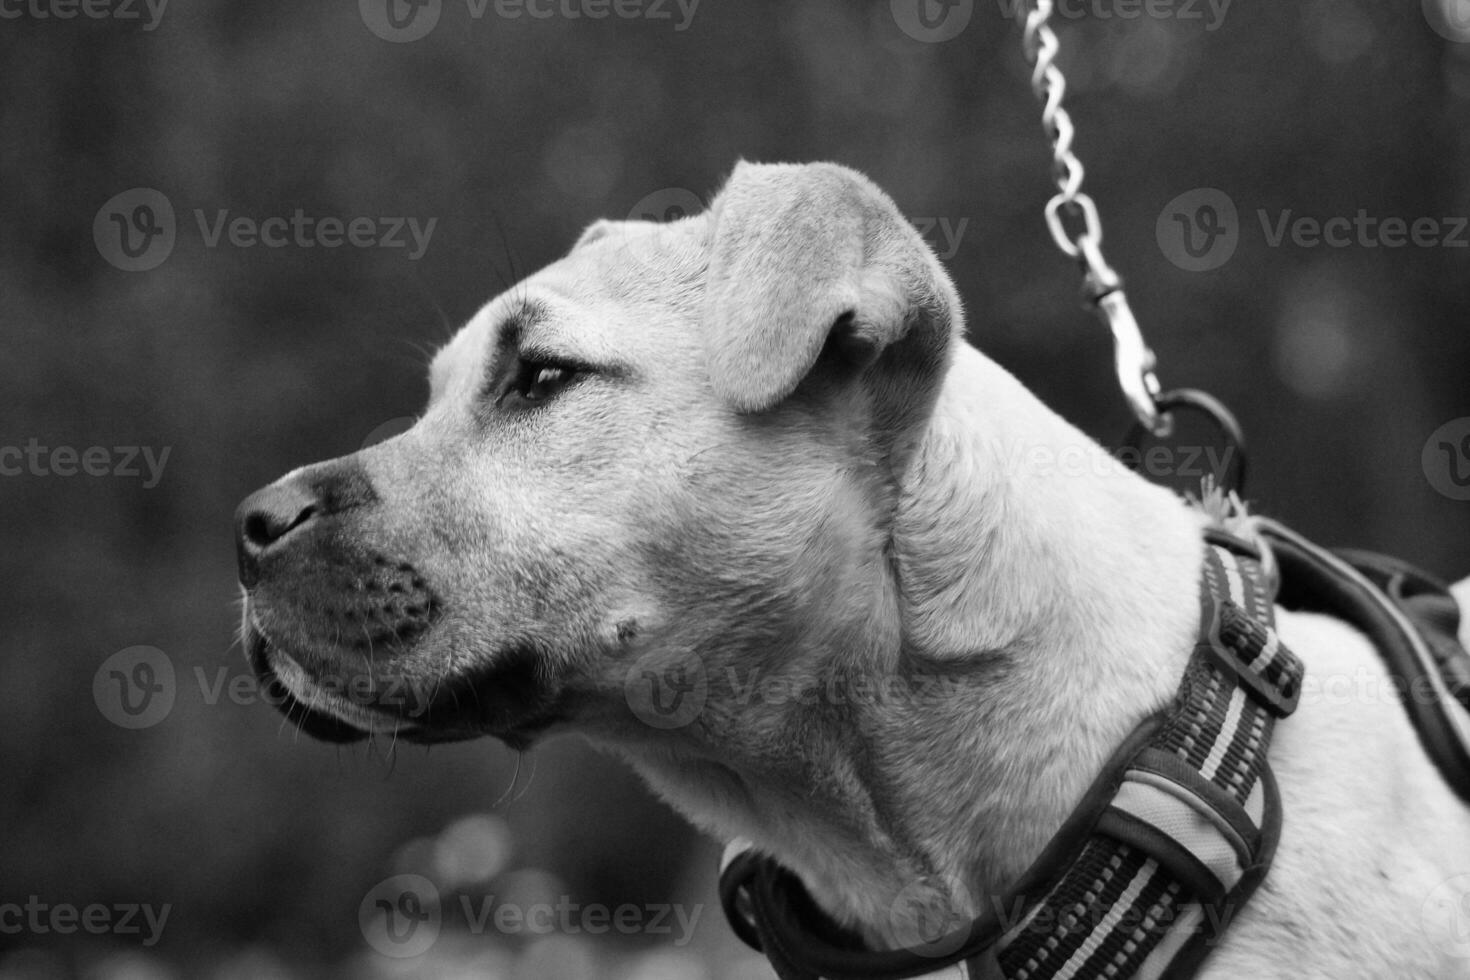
left=235, top=161, right=961, bottom=760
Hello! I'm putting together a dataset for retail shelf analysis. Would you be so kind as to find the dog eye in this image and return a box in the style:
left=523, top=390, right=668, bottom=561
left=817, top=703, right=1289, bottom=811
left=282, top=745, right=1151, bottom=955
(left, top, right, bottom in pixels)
left=500, top=359, right=580, bottom=408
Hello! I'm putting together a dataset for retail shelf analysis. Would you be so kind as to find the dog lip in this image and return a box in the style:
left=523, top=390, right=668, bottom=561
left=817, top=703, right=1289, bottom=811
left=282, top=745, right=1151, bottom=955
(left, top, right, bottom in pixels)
left=402, top=643, right=569, bottom=748
left=395, top=722, right=551, bottom=752
left=245, top=627, right=371, bottom=744
left=392, top=725, right=490, bottom=746
left=243, top=621, right=561, bottom=750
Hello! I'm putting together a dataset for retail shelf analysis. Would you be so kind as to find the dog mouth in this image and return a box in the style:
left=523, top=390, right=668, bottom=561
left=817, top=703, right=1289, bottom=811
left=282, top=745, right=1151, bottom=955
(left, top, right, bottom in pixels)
left=244, top=619, right=564, bottom=749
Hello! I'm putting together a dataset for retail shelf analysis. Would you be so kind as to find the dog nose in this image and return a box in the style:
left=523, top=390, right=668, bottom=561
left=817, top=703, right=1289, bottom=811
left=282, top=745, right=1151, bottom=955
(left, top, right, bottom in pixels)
left=234, top=460, right=378, bottom=589
left=235, top=478, right=322, bottom=588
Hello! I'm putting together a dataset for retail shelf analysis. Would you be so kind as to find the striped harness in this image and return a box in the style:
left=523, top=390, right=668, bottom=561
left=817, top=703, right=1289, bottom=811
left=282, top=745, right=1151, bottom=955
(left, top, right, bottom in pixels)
left=720, top=520, right=1470, bottom=979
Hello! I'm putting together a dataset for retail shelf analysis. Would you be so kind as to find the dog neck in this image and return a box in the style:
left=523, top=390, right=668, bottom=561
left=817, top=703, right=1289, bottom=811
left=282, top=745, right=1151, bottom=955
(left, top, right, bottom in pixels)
left=735, top=344, right=1208, bottom=946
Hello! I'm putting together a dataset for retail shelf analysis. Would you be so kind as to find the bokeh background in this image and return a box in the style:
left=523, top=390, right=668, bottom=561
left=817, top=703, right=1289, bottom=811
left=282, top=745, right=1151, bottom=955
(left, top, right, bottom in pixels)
left=3, top=0, right=1470, bottom=977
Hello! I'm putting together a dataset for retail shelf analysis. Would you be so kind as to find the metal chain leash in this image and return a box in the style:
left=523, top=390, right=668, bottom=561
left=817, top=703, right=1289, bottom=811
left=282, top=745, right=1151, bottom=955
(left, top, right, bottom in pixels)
left=1017, top=0, right=1169, bottom=434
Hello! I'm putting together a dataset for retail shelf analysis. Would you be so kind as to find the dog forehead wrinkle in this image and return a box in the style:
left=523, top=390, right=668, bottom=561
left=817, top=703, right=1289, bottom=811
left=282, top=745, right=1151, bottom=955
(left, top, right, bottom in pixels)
left=515, top=313, right=636, bottom=372
left=499, top=272, right=692, bottom=379
left=483, top=298, right=548, bottom=370
left=436, top=291, right=626, bottom=404
left=540, top=243, right=710, bottom=339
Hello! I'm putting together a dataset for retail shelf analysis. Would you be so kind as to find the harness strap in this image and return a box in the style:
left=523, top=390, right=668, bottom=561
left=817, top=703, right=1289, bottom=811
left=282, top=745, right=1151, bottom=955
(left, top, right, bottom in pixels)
left=1261, top=518, right=1470, bottom=804
left=721, top=531, right=1304, bottom=980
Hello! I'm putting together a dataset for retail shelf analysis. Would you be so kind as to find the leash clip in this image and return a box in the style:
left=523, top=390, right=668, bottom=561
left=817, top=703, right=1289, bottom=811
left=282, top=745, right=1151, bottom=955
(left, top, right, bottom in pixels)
left=1075, top=233, right=1166, bottom=435
left=1123, top=388, right=1249, bottom=497
left=1097, top=289, right=1165, bottom=436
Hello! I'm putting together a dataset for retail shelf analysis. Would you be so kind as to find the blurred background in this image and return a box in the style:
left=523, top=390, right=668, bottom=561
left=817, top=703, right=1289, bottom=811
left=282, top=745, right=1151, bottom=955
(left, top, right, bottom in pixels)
left=3, top=0, right=1470, bottom=977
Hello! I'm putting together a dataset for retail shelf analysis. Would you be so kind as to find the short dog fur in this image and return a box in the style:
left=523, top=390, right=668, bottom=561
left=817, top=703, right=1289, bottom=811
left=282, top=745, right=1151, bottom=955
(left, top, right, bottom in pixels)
left=236, top=161, right=1470, bottom=978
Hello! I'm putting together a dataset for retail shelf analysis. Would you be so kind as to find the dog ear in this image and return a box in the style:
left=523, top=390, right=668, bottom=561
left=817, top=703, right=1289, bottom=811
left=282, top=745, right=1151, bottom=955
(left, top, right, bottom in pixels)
left=702, top=161, right=961, bottom=426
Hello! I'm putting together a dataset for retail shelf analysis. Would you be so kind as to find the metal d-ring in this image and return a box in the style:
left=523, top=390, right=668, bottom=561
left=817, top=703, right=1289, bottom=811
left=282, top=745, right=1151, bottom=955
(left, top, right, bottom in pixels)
left=1123, top=388, right=1248, bottom=495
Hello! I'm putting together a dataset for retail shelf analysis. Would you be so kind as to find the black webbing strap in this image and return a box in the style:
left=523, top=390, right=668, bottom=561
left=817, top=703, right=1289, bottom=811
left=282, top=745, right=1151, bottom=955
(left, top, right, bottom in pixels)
left=1261, top=518, right=1470, bottom=805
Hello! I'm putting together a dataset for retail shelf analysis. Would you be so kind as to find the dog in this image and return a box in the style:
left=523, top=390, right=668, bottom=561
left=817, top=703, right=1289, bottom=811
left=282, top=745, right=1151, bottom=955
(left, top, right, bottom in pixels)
left=235, top=161, right=1470, bottom=977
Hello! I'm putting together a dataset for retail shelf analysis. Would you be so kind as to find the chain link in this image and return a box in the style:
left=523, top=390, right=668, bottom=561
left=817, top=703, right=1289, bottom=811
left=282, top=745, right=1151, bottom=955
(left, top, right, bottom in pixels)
left=1020, top=0, right=1096, bottom=259
left=1016, top=0, right=1167, bottom=433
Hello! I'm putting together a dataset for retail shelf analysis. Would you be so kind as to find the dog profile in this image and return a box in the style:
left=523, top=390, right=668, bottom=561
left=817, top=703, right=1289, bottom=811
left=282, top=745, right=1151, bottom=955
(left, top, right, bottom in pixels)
left=235, top=161, right=1470, bottom=977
